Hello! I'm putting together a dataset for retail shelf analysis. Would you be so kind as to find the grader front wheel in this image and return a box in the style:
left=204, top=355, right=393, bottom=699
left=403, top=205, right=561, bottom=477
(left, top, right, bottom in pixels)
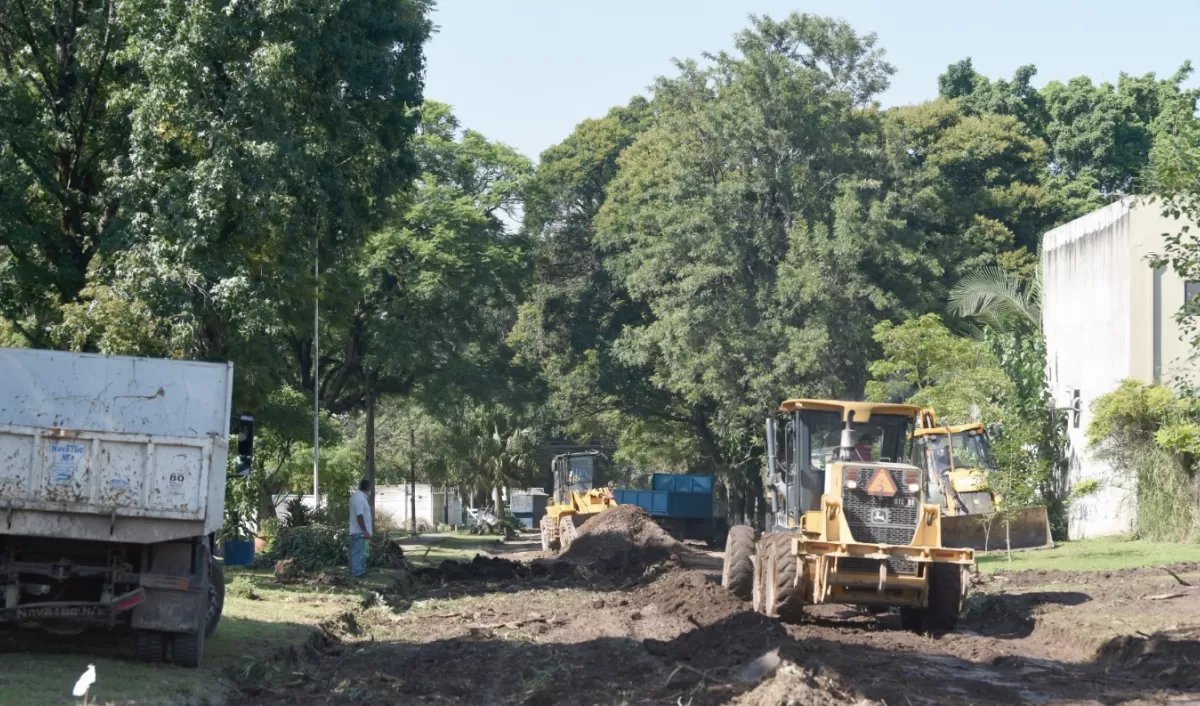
left=758, top=533, right=805, bottom=622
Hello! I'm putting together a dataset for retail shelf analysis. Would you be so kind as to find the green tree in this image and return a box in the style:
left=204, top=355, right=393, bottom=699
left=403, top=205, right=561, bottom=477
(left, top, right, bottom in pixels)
left=1, top=0, right=434, bottom=413
left=866, top=314, right=1013, bottom=424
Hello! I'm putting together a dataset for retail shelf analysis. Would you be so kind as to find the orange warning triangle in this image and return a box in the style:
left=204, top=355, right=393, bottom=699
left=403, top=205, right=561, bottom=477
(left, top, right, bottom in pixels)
left=865, top=468, right=897, bottom=497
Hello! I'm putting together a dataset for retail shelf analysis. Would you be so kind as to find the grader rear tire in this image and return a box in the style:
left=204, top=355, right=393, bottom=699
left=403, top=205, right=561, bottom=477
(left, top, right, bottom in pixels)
left=540, top=515, right=559, bottom=552
left=721, top=525, right=756, bottom=601
left=558, top=516, right=578, bottom=551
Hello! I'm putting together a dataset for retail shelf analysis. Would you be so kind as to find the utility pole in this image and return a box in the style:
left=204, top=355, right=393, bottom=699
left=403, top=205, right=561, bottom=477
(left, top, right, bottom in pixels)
left=365, top=369, right=376, bottom=518
left=313, top=236, right=320, bottom=507
left=409, top=423, right=417, bottom=535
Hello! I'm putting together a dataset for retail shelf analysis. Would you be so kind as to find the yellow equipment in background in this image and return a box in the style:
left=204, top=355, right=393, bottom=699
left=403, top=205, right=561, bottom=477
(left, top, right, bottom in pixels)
left=723, top=400, right=975, bottom=633
left=911, top=420, right=1054, bottom=552
left=540, top=452, right=619, bottom=552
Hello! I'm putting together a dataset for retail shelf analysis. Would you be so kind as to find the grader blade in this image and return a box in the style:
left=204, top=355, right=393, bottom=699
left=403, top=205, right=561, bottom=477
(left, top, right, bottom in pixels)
left=941, top=506, right=1054, bottom=552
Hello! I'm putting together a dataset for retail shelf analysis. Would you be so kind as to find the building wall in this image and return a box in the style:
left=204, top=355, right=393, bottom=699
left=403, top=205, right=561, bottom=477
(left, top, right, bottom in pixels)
left=275, top=485, right=464, bottom=530
left=1043, top=198, right=1198, bottom=539
left=1043, top=200, right=1136, bottom=539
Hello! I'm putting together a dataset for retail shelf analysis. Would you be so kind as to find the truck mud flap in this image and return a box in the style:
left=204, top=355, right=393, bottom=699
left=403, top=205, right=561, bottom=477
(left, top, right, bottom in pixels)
left=941, top=507, right=1054, bottom=552
left=0, top=588, right=146, bottom=624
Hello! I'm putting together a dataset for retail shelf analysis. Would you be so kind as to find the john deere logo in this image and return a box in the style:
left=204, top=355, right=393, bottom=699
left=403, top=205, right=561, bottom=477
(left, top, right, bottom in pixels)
left=869, top=508, right=890, bottom=524
left=865, top=468, right=897, bottom=497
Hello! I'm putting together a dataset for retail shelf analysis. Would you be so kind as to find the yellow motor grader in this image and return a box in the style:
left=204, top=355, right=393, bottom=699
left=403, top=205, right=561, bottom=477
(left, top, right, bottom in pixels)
left=911, top=419, right=1053, bottom=552
left=721, top=400, right=975, bottom=632
left=539, top=451, right=619, bottom=552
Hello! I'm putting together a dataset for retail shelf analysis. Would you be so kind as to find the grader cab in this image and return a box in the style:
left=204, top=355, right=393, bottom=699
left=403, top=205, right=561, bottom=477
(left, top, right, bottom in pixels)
left=721, top=400, right=975, bottom=632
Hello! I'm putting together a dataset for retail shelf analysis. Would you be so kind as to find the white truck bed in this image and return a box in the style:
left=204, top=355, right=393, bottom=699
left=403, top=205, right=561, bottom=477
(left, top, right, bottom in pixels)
left=0, top=348, right=232, bottom=543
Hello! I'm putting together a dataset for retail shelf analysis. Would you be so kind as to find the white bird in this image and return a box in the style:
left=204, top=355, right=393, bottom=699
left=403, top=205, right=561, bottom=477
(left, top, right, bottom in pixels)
left=73, top=664, right=96, bottom=705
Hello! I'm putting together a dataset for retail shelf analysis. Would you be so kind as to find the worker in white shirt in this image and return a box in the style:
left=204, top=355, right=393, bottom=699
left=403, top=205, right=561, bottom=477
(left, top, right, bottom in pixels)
left=349, top=479, right=373, bottom=578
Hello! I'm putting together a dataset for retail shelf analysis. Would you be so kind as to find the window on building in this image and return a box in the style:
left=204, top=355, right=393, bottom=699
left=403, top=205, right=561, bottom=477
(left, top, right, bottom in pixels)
left=1188, top=281, right=1200, bottom=303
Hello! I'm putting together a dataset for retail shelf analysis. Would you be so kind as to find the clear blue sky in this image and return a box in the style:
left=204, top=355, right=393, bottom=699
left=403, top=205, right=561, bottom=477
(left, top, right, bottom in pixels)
left=424, top=1, right=1199, bottom=161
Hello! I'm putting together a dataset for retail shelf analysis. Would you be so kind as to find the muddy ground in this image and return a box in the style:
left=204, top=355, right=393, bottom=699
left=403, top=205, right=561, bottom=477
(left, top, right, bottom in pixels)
left=227, top=522, right=1200, bottom=706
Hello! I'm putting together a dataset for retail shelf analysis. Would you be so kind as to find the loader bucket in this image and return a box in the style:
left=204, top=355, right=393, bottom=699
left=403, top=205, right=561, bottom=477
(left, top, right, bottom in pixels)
left=941, top=506, right=1054, bottom=552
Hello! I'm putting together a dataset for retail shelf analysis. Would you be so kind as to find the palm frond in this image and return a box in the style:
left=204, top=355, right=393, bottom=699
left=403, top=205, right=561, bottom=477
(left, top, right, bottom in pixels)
left=948, top=266, right=1040, bottom=336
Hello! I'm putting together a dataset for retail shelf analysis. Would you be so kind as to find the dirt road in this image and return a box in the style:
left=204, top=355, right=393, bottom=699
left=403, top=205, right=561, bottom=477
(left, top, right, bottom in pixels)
left=228, top=543, right=1200, bottom=706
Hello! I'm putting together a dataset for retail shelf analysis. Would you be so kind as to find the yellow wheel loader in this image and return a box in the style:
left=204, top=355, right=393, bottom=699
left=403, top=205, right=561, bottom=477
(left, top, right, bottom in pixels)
left=722, top=400, right=975, bottom=633
left=540, top=452, right=619, bottom=552
left=911, top=421, right=1054, bottom=552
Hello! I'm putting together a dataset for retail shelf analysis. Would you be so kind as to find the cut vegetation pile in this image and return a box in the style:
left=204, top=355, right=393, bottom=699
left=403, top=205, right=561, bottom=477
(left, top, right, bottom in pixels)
left=560, top=505, right=685, bottom=570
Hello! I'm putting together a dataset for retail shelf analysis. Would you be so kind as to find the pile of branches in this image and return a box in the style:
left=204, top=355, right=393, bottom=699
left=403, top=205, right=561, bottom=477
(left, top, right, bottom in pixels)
left=262, top=522, right=408, bottom=572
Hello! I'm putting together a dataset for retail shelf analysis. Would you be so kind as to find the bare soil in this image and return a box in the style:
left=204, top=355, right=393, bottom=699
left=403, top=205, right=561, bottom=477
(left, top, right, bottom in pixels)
left=228, top=519, right=1200, bottom=705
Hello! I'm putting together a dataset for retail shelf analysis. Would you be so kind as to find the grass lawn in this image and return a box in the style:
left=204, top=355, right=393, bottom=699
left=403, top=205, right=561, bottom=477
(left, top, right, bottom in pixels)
left=395, top=532, right=506, bottom=567
left=978, top=535, right=1200, bottom=573
left=0, top=565, right=406, bottom=706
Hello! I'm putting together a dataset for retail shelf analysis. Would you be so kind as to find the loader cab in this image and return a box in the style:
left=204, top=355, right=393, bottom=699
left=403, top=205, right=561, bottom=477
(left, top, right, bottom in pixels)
left=912, top=424, right=996, bottom=514
left=766, top=400, right=922, bottom=530
left=551, top=452, right=603, bottom=506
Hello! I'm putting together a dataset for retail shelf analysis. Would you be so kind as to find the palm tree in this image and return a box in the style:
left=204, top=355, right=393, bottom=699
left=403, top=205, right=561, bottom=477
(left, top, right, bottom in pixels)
left=948, top=265, right=1042, bottom=337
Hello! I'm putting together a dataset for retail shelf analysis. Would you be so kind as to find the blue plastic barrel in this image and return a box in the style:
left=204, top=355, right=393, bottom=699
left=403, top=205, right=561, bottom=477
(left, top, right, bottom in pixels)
left=223, top=539, right=255, bottom=566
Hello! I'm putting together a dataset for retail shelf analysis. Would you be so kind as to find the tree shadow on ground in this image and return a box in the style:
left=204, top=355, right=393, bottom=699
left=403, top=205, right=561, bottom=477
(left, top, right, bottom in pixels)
left=960, top=590, right=1092, bottom=638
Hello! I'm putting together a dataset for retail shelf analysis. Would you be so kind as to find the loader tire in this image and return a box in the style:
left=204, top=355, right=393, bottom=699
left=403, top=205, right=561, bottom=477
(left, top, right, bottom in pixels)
left=722, top=525, right=756, bottom=601
left=925, top=563, right=964, bottom=634
left=540, top=515, right=559, bottom=552
left=558, top=516, right=578, bottom=551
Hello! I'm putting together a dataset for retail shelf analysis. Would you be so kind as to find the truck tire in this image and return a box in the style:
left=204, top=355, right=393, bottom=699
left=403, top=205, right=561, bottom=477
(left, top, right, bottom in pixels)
left=721, top=525, right=756, bottom=601
left=540, top=515, right=559, bottom=552
left=134, top=630, right=165, bottom=663
left=558, top=516, right=577, bottom=551
left=173, top=630, right=205, bottom=668
left=205, top=558, right=225, bottom=639
left=763, top=534, right=804, bottom=623
left=925, top=563, right=964, bottom=633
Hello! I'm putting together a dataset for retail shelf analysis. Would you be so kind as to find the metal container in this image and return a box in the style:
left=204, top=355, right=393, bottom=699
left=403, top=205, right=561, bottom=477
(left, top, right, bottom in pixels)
left=651, top=474, right=714, bottom=494
left=0, top=348, right=233, bottom=544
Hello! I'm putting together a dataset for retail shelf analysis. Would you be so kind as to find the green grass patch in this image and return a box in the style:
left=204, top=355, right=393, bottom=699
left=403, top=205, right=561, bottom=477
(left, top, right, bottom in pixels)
left=979, top=535, right=1200, bottom=573
left=398, top=534, right=501, bottom=567
left=0, top=565, right=386, bottom=706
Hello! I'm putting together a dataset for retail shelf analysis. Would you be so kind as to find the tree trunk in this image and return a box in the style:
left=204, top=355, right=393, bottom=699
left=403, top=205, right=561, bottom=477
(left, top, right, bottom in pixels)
left=492, top=485, right=503, bottom=515
left=365, top=370, right=376, bottom=520
left=409, top=424, right=417, bottom=534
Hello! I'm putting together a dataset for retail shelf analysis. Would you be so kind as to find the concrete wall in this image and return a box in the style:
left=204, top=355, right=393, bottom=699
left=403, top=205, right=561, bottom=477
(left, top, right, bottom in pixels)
left=1044, top=200, right=1136, bottom=539
left=1043, top=198, right=1198, bottom=539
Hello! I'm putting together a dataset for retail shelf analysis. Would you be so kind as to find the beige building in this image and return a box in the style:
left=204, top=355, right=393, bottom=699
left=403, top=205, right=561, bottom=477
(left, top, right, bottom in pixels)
left=1042, top=197, right=1197, bottom=539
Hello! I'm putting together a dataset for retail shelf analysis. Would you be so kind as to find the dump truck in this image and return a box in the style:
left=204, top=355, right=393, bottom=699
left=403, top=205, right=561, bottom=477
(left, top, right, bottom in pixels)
left=540, top=451, right=618, bottom=551
left=722, top=399, right=975, bottom=632
left=0, top=348, right=253, bottom=666
left=613, top=474, right=727, bottom=547
left=912, top=421, right=1054, bottom=552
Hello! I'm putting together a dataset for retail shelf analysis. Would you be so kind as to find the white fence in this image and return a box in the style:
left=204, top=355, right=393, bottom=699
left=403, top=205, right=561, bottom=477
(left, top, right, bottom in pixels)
left=274, top=484, right=464, bottom=529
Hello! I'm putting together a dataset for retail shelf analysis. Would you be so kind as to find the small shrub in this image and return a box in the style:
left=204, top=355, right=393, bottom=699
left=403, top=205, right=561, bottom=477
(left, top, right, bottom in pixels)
left=227, top=575, right=259, bottom=600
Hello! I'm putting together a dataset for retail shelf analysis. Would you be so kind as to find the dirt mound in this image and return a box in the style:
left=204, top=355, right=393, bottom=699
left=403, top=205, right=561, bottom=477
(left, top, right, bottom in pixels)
left=632, top=569, right=747, bottom=625
left=411, top=554, right=576, bottom=584
left=560, top=505, right=685, bottom=568
left=733, top=661, right=881, bottom=706
left=1094, top=626, right=1200, bottom=689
